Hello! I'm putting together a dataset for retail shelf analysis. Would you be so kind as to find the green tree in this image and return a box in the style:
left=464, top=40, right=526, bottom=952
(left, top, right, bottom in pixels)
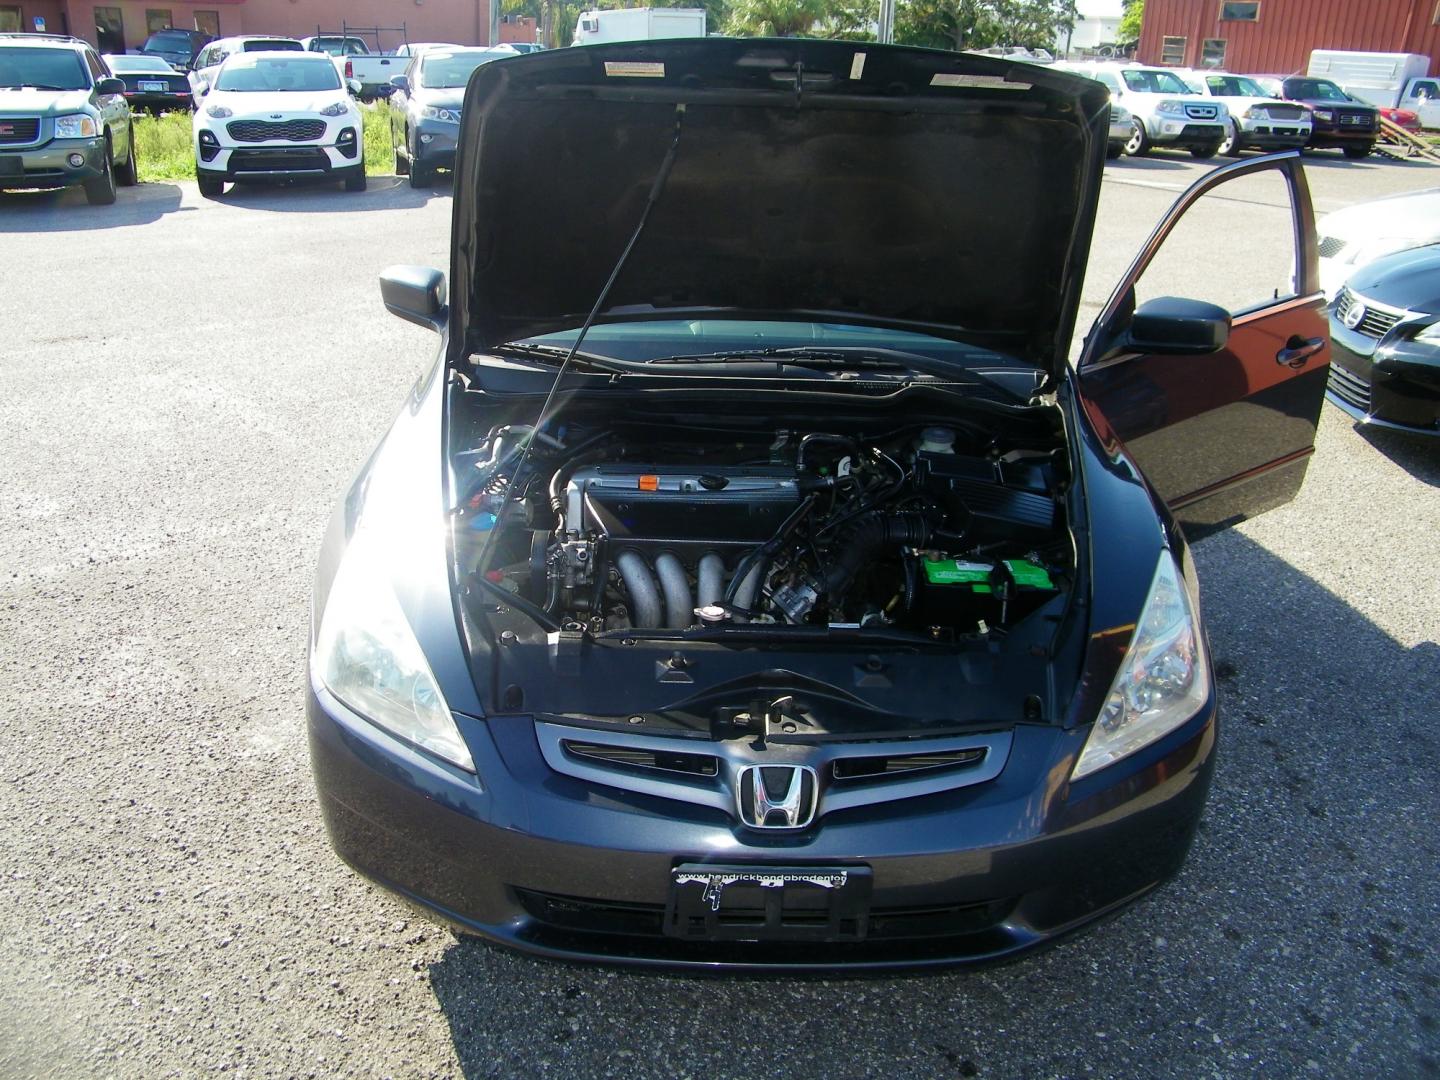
left=896, top=0, right=1073, bottom=52
left=1116, top=0, right=1142, bottom=46
left=725, top=0, right=829, bottom=36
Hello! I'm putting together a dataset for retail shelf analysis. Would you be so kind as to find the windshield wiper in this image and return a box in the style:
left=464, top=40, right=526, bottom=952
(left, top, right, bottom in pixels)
left=644, top=346, right=1037, bottom=400
left=487, top=341, right=630, bottom=374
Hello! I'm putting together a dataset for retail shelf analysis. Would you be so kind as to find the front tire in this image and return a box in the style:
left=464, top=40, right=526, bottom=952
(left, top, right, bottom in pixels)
left=1343, top=143, right=1373, bottom=160
left=1190, top=142, right=1221, bottom=159
left=393, top=144, right=409, bottom=176
left=1124, top=119, right=1150, bottom=157
left=83, top=143, right=116, bottom=205
left=116, top=124, right=139, bottom=185
left=1218, top=121, right=1242, bottom=157
left=197, top=171, right=224, bottom=198
left=409, top=156, right=431, bottom=189
left=344, top=166, right=367, bottom=192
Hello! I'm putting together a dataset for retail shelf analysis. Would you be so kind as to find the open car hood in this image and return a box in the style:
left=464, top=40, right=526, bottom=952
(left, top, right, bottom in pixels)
left=450, top=39, right=1109, bottom=376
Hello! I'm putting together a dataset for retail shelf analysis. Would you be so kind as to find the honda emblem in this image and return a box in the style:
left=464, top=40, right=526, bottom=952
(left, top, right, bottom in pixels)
left=736, top=764, right=818, bottom=829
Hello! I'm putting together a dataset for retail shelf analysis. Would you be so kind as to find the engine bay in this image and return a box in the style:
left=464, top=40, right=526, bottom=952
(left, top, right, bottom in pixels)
left=453, top=408, right=1075, bottom=645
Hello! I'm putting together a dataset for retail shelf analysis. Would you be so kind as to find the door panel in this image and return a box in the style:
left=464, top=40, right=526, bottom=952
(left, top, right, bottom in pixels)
left=1077, top=153, right=1328, bottom=540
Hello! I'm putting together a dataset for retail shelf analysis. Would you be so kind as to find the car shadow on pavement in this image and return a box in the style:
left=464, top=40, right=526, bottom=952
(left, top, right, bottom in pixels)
left=0, top=182, right=187, bottom=233
left=214, top=174, right=453, bottom=213
left=422, top=529, right=1439, bottom=1078
left=1356, top=425, right=1440, bottom=487
left=1108, top=155, right=1193, bottom=171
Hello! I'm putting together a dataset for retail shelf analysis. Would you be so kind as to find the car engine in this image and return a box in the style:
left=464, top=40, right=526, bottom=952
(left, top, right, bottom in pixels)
left=458, top=421, right=1071, bottom=640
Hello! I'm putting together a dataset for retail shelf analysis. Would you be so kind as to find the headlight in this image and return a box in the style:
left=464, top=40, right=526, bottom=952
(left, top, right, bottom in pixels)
left=1314, top=109, right=1334, bottom=121
left=1073, top=552, right=1209, bottom=780
left=314, top=534, right=476, bottom=773
left=53, top=114, right=98, bottom=138
left=1156, top=100, right=1185, bottom=117
left=205, top=103, right=233, bottom=118
left=421, top=105, right=460, bottom=123
left=319, top=100, right=349, bottom=117
left=1245, top=106, right=1264, bottom=119
left=1414, top=321, right=1440, bottom=344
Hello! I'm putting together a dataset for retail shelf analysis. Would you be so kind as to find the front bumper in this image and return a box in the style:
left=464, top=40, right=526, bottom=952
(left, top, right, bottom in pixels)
left=1236, top=120, right=1310, bottom=149
left=0, top=136, right=106, bottom=190
left=1144, top=118, right=1225, bottom=148
left=1308, top=123, right=1377, bottom=149
left=412, top=119, right=459, bottom=170
left=308, top=676, right=1217, bottom=970
left=1328, top=317, right=1440, bottom=435
left=194, top=115, right=361, bottom=181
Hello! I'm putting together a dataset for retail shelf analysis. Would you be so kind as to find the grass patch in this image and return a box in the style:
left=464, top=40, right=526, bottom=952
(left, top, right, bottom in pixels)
left=131, top=103, right=394, bottom=185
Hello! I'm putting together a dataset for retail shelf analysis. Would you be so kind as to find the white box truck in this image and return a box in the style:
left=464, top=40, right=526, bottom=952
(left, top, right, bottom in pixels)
left=572, top=8, right=706, bottom=46
left=1308, top=50, right=1440, bottom=129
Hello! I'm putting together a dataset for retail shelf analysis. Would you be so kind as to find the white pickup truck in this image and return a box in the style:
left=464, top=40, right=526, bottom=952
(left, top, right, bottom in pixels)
left=1309, top=50, right=1440, bottom=130
left=301, top=35, right=408, bottom=101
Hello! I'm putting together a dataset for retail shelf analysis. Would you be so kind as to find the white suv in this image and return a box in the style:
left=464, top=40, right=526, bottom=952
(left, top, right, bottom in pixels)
left=1175, top=70, right=1311, bottom=156
left=192, top=52, right=365, bottom=197
left=1074, top=63, right=1228, bottom=158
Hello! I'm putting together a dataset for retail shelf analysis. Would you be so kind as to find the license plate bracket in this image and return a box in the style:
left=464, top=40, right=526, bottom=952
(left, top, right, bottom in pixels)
left=664, top=863, right=872, bottom=942
left=140, top=81, right=167, bottom=91
left=0, top=155, right=21, bottom=177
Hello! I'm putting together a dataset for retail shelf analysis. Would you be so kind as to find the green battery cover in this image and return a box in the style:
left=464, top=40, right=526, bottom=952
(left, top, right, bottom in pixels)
left=922, top=558, right=994, bottom=593
left=1004, top=558, right=1056, bottom=591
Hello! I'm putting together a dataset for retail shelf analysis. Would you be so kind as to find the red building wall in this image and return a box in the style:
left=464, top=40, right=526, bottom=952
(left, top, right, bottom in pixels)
left=1138, top=0, right=1440, bottom=76
left=41, top=0, right=492, bottom=53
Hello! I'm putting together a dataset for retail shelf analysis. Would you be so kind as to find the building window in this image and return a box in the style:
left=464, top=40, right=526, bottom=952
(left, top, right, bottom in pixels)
left=146, top=9, right=174, bottom=33
left=95, top=6, right=125, bottom=53
left=195, top=10, right=220, bottom=36
left=0, top=6, right=21, bottom=33
left=1161, top=36, right=1187, bottom=65
left=1220, top=2, right=1260, bottom=20
left=1201, top=39, right=1227, bottom=67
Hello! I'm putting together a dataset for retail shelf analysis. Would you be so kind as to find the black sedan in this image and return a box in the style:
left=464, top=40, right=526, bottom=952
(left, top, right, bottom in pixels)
left=103, top=54, right=193, bottom=114
left=1328, top=245, right=1440, bottom=435
left=307, top=40, right=1330, bottom=970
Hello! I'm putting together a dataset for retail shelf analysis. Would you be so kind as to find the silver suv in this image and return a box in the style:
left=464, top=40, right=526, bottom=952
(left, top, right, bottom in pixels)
left=1072, top=62, right=1228, bottom=159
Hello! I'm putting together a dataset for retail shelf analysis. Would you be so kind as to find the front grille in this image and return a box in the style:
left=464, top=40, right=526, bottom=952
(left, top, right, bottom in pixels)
left=1327, top=363, right=1372, bottom=411
left=1266, top=104, right=1306, bottom=120
left=227, top=147, right=330, bottom=173
left=1317, top=235, right=1347, bottom=259
left=1338, top=110, right=1375, bottom=129
left=1185, top=104, right=1219, bottom=119
left=226, top=119, right=326, bottom=143
left=1336, top=288, right=1404, bottom=338
left=514, top=888, right=1015, bottom=943
left=832, top=747, right=987, bottom=779
left=0, top=117, right=40, bottom=144
left=562, top=740, right=718, bottom=777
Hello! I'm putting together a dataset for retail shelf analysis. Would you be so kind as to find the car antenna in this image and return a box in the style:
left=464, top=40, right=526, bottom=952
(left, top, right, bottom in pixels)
left=473, top=103, right=687, bottom=582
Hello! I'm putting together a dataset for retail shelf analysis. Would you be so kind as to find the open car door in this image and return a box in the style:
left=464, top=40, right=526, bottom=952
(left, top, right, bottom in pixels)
left=1076, top=153, right=1329, bottom=540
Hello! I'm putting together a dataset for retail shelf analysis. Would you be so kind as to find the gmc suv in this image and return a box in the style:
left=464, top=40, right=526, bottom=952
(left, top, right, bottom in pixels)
left=0, top=33, right=137, bottom=204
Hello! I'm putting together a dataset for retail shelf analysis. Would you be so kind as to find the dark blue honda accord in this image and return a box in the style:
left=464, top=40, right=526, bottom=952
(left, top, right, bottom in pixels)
left=306, top=39, right=1331, bottom=970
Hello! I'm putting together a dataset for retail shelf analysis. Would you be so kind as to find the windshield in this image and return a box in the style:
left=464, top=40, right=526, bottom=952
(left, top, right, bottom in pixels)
left=1284, top=77, right=1351, bottom=102
left=419, top=51, right=506, bottom=88
left=1122, top=69, right=1195, bottom=94
left=107, top=55, right=175, bottom=74
left=214, top=56, right=341, bottom=92
left=512, top=320, right=1025, bottom=368
left=0, top=47, right=88, bottom=90
left=1205, top=74, right=1268, bottom=97
left=242, top=39, right=304, bottom=53
left=143, top=31, right=194, bottom=51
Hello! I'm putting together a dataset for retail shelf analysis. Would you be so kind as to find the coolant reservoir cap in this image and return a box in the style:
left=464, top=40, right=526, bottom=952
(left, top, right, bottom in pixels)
left=695, top=604, right=730, bottom=623
left=918, top=427, right=956, bottom=453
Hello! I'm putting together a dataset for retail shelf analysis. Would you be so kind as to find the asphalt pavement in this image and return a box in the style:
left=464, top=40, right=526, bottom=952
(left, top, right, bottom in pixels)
left=2, top=151, right=1438, bottom=1079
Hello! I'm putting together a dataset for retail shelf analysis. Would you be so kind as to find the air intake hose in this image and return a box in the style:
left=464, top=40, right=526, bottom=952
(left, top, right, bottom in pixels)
left=823, top=512, right=939, bottom=600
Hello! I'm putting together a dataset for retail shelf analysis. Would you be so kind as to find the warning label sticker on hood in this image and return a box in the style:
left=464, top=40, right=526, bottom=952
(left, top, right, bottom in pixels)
left=931, top=73, right=1030, bottom=90
left=604, top=61, right=666, bottom=78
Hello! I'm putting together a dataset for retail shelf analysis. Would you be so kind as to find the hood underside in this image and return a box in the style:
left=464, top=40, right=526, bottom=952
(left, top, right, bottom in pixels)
left=451, top=39, right=1109, bottom=373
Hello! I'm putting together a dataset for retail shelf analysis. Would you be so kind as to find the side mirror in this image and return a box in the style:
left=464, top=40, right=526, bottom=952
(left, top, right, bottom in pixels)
left=1123, top=296, right=1231, bottom=356
left=390, top=74, right=409, bottom=92
left=95, top=76, right=126, bottom=97
left=381, top=266, right=447, bottom=331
